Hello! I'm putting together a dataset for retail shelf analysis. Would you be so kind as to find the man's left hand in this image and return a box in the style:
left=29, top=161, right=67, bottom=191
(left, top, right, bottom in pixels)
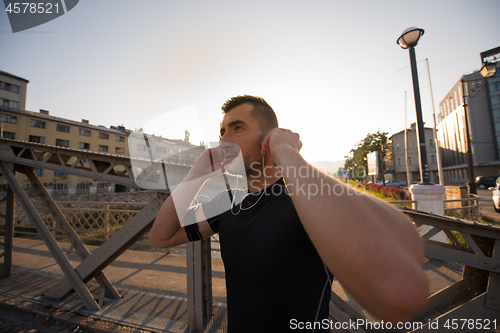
left=260, top=128, right=302, bottom=166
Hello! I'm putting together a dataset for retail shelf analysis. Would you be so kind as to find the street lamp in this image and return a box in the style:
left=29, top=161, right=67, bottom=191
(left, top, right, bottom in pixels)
left=461, top=62, right=497, bottom=195
left=397, top=27, right=431, bottom=185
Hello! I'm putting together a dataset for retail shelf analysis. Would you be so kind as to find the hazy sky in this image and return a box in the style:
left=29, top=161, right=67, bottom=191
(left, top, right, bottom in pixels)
left=1, top=0, right=499, bottom=163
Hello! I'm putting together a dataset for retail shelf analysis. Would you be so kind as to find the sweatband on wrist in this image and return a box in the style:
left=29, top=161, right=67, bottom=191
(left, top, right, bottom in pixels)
left=184, top=208, right=202, bottom=242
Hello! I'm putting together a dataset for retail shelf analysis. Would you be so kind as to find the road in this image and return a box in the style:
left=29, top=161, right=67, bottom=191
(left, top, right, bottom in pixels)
left=475, top=188, right=500, bottom=223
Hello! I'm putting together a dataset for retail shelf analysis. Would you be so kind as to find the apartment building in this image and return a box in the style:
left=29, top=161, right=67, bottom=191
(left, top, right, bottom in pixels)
left=0, top=69, right=207, bottom=196
left=435, top=46, right=500, bottom=183
left=386, top=123, right=439, bottom=184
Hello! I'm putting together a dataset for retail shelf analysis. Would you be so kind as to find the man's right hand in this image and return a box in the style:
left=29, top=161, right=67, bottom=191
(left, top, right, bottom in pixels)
left=189, top=143, right=241, bottom=180
left=189, top=147, right=226, bottom=179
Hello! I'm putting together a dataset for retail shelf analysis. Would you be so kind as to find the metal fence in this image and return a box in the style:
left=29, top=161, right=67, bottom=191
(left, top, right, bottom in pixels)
left=444, top=195, right=482, bottom=221
left=2, top=199, right=222, bottom=252
left=388, top=194, right=482, bottom=222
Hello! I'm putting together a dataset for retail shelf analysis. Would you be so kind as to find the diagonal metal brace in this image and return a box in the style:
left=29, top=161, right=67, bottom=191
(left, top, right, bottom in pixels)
left=0, top=161, right=101, bottom=311
left=18, top=165, right=120, bottom=299
left=45, top=192, right=168, bottom=299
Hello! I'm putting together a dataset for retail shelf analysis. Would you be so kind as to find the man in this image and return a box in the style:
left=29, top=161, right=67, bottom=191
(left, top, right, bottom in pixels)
left=150, top=95, right=428, bottom=332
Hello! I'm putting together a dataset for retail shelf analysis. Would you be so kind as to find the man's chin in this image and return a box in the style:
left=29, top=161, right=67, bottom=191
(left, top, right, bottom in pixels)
left=225, top=163, right=246, bottom=176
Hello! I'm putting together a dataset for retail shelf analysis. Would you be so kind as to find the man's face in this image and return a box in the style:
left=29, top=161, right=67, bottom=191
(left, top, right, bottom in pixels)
left=219, top=103, right=264, bottom=178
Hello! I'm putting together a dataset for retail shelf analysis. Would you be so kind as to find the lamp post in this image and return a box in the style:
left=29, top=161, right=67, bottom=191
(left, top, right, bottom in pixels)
left=461, top=62, right=497, bottom=195
left=397, top=27, right=431, bottom=185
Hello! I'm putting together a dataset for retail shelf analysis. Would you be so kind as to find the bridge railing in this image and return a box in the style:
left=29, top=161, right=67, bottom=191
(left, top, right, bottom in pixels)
left=1, top=198, right=223, bottom=252
left=389, top=195, right=482, bottom=222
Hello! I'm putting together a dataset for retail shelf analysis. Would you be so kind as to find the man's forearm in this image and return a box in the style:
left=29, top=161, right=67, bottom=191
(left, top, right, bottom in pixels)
left=274, top=146, right=429, bottom=322
left=150, top=173, right=207, bottom=247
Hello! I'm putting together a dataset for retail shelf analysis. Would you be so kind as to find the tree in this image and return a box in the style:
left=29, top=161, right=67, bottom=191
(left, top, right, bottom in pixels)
left=344, top=131, right=389, bottom=180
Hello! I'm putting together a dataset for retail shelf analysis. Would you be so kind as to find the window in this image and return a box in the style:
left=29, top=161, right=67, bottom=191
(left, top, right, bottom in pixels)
left=116, top=147, right=124, bottom=154
left=29, top=135, right=44, bottom=144
left=10, top=101, right=17, bottom=109
left=99, top=132, right=109, bottom=139
left=156, top=147, right=167, bottom=153
left=54, top=184, right=67, bottom=191
left=407, top=140, right=412, bottom=149
left=78, top=142, right=90, bottom=150
left=0, top=81, right=20, bottom=93
left=396, top=144, right=400, bottom=151
left=77, top=183, right=89, bottom=190
left=429, top=139, right=434, bottom=147
left=2, top=131, right=15, bottom=139
left=56, top=139, right=69, bottom=147
left=99, top=145, right=109, bottom=152
left=97, top=183, right=110, bottom=190
left=408, top=156, right=413, bottom=165
left=397, top=157, right=401, bottom=166
left=137, top=144, right=146, bottom=151
left=116, top=136, right=125, bottom=142
left=57, top=124, right=70, bottom=132
left=0, top=98, right=18, bottom=110
left=492, top=95, right=500, bottom=106
left=54, top=171, right=68, bottom=178
left=0, top=113, right=17, bottom=123
left=30, top=119, right=46, bottom=128
left=430, top=155, right=436, bottom=163
left=79, top=128, right=91, bottom=136
left=35, top=169, right=43, bottom=176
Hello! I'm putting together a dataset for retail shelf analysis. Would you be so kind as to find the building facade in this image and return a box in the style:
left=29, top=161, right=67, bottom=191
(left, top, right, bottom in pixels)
left=436, top=46, right=500, bottom=183
left=0, top=70, right=204, bottom=195
left=386, top=123, right=439, bottom=184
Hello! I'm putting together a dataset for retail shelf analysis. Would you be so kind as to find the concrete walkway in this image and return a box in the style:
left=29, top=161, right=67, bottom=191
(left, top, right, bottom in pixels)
left=0, top=235, right=467, bottom=332
left=0, top=237, right=228, bottom=332
left=5, top=237, right=227, bottom=303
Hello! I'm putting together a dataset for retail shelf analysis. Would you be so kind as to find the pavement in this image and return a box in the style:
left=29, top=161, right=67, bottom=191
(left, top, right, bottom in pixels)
left=476, top=188, right=500, bottom=224
left=0, top=235, right=469, bottom=333
left=0, top=237, right=228, bottom=332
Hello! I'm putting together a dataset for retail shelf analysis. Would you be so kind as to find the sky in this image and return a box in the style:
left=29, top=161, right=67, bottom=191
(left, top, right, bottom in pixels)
left=1, top=0, right=499, bottom=164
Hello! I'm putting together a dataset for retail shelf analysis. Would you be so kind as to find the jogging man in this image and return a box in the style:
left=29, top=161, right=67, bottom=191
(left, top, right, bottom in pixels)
left=150, top=95, right=428, bottom=332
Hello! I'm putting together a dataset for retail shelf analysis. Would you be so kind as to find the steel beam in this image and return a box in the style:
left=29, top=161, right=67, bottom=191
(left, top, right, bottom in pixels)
left=0, top=161, right=100, bottom=311
left=187, top=237, right=213, bottom=331
left=18, top=165, right=120, bottom=299
left=45, top=192, right=168, bottom=299
left=411, top=269, right=488, bottom=323
left=0, top=184, right=14, bottom=279
left=412, top=294, right=500, bottom=332
left=0, top=138, right=189, bottom=190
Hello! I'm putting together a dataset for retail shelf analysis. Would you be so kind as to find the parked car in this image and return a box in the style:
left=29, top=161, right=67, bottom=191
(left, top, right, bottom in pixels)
left=384, top=179, right=407, bottom=188
left=368, top=180, right=383, bottom=185
left=475, top=175, right=498, bottom=189
left=490, top=178, right=500, bottom=212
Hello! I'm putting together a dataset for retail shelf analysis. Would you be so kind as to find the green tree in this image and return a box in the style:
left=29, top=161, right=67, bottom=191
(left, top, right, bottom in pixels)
left=344, top=131, right=388, bottom=180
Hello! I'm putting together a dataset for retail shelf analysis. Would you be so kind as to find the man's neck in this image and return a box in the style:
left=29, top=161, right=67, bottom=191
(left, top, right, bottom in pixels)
left=247, top=164, right=282, bottom=193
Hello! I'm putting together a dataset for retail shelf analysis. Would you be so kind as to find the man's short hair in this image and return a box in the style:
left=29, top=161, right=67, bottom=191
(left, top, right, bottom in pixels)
left=221, top=95, right=278, bottom=134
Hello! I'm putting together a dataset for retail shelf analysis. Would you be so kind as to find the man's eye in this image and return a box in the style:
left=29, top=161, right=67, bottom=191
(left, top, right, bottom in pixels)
left=235, top=126, right=242, bottom=131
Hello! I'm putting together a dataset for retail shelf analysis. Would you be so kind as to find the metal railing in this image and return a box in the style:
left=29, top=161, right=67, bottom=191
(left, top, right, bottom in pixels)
left=389, top=195, right=482, bottom=222
left=1, top=199, right=222, bottom=252
left=444, top=195, right=482, bottom=221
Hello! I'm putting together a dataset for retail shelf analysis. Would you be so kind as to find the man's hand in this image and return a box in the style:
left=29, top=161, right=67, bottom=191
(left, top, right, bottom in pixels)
left=260, top=128, right=302, bottom=166
left=189, top=146, right=227, bottom=179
